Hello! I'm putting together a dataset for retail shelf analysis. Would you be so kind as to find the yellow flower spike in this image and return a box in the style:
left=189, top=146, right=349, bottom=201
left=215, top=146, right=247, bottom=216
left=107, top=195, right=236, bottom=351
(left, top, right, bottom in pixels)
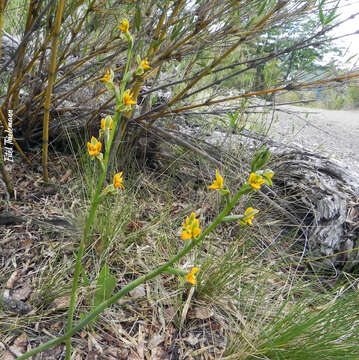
left=185, top=267, right=200, bottom=286
left=242, top=207, right=259, bottom=226
left=181, top=212, right=201, bottom=240
left=140, top=58, right=151, bottom=71
left=118, top=19, right=130, bottom=33
left=87, top=136, right=102, bottom=156
left=135, top=57, right=151, bottom=75
left=182, top=212, right=196, bottom=227
left=101, top=116, right=113, bottom=130
left=123, top=89, right=136, bottom=107
left=248, top=172, right=265, bottom=190
left=113, top=172, right=125, bottom=189
left=100, top=69, right=111, bottom=83
left=208, top=169, right=224, bottom=190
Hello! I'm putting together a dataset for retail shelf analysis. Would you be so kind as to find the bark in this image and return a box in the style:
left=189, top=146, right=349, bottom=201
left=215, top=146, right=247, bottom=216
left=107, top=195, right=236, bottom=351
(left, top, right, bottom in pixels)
left=271, top=147, right=359, bottom=272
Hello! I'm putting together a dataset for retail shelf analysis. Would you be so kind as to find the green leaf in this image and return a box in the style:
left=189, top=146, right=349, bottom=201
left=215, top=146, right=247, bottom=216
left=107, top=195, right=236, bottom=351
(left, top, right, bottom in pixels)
left=81, top=265, right=91, bottom=287
left=245, top=16, right=256, bottom=29
left=251, top=146, right=271, bottom=172
left=93, top=264, right=117, bottom=308
left=170, top=19, right=185, bottom=41
left=227, top=109, right=241, bottom=129
left=153, top=38, right=165, bottom=51
left=135, top=5, right=141, bottom=32
left=156, top=2, right=165, bottom=12
left=324, top=1, right=339, bottom=25
left=318, top=0, right=339, bottom=26
left=257, top=0, right=267, bottom=17
left=222, top=215, right=242, bottom=222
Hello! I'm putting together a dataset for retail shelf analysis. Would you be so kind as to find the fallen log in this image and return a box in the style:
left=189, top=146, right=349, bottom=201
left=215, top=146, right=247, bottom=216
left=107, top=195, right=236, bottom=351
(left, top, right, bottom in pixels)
left=270, top=147, right=359, bottom=273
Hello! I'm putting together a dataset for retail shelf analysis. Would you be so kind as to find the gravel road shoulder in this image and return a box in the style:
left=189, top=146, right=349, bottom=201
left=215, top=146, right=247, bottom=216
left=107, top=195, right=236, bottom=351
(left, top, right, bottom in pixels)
left=263, top=105, right=359, bottom=175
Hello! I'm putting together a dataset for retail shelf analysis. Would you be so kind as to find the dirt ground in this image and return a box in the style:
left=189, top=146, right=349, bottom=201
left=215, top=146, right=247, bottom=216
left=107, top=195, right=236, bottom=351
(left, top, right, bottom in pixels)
left=263, top=105, right=359, bottom=175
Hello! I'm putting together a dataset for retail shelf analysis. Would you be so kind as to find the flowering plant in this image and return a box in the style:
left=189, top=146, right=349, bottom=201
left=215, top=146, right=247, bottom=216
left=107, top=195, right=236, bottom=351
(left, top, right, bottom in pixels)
left=16, top=19, right=274, bottom=360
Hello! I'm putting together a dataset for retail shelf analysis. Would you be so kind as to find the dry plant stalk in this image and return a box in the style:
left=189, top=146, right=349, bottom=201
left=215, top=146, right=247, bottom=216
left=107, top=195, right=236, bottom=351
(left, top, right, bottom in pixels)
left=137, top=72, right=359, bottom=122
left=42, top=0, right=66, bottom=181
left=0, top=0, right=13, bottom=195
left=0, top=0, right=354, bottom=187
left=0, top=0, right=5, bottom=61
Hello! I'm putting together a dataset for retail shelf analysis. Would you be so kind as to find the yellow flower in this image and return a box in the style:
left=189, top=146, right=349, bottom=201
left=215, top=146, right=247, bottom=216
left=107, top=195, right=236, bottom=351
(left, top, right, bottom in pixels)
left=101, top=116, right=113, bottom=130
left=181, top=212, right=201, bottom=240
left=263, top=170, right=274, bottom=179
left=248, top=172, right=265, bottom=190
left=87, top=136, right=102, bottom=156
left=113, top=172, right=125, bottom=189
left=262, top=170, right=274, bottom=186
left=242, top=207, right=259, bottom=226
left=140, top=58, right=151, bottom=71
left=183, top=212, right=196, bottom=227
left=123, top=89, right=136, bottom=106
left=100, top=69, right=111, bottom=83
left=118, top=19, right=130, bottom=33
left=185, top=267, right=200, bottom=286
left=208, top=169, right=224, bottom=190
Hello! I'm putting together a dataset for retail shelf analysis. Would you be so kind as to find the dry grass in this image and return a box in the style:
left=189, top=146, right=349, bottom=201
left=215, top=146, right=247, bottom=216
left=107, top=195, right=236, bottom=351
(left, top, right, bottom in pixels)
left=1, top=139, right=359, bottom=359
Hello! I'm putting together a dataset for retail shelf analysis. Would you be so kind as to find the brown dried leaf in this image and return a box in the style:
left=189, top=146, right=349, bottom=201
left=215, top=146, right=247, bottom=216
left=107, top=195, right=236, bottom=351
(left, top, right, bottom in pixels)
left=148, top=334, right=164, bottom=348
left=129, top=285, right=146, bottom=298
left=1, top=333, right=29, bottom=359
left=12, top=286, right=32, bottom=301
left=13, top=333, right=28, bottom=352
left=21, top=238, right=33, bottom=248
left=48, top=296, right=71, bottom=311
left=184, top=333, right=199, bottom=346
left=0, top=351, right=16, bottom=360
left=6, top=270, right=20, bottom=289
left=125, top=220, right=144, bottom=233
left=150, top=346, right=167, bottom=360
left=163, top=305, right=177, bottom=321
left=190, top=306, right=213, bottom=320
left=60, top=169, right=72, bottom=183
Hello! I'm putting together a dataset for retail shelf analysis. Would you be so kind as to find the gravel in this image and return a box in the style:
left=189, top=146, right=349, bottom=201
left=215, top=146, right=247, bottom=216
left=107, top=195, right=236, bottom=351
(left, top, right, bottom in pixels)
left=263, top=105, right=359, bottom=175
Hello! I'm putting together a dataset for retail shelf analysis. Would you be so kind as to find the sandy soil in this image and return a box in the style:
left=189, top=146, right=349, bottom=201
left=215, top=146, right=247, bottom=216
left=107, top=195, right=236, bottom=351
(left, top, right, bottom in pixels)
left=263, top=105, right=359, bottom=175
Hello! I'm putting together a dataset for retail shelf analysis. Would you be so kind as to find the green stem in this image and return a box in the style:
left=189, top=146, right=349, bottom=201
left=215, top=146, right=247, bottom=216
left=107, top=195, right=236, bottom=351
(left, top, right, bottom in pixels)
left=120, top=36, right=133, bottom=96
left=17, top=184, right=252, bottom=360
left=225, top=193, right=231, bottom=207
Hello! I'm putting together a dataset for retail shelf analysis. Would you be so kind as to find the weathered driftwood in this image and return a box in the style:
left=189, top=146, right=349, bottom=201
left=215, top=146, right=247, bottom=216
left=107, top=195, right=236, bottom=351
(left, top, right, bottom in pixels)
left=270, top=147, right=359, bottom=273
